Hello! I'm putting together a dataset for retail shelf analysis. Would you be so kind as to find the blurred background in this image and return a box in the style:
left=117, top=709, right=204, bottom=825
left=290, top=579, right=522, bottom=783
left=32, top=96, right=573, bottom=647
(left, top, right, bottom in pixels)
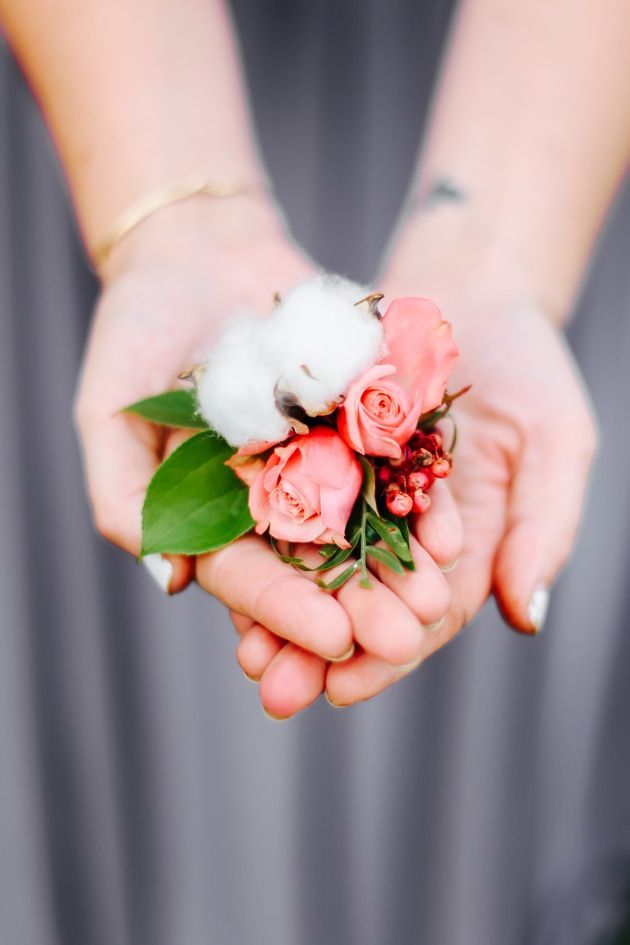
left=1, top=2, right=630, bottom=944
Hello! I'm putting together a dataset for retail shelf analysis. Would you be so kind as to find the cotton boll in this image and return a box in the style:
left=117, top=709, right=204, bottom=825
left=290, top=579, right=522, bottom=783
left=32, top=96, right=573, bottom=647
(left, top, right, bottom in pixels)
left=195, top=316, right=291, bottom=447
left=266, top=275, right=385, bottom=416
left=195, top=275, right=385, bottom=448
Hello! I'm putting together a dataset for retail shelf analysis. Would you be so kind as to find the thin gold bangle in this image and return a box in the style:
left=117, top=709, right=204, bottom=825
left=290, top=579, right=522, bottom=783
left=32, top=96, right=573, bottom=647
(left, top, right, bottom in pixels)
left=91, top=177, right=254, bottom=270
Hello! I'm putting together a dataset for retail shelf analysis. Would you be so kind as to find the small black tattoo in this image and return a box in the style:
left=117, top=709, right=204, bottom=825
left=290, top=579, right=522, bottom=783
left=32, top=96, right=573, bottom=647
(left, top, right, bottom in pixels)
left=411, top=177, right=467, bottom=214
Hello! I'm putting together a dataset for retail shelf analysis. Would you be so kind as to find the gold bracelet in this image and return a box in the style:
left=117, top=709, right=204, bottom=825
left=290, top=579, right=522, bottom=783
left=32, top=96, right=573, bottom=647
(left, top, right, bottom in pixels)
left=91, top=177, right=254, bottom=270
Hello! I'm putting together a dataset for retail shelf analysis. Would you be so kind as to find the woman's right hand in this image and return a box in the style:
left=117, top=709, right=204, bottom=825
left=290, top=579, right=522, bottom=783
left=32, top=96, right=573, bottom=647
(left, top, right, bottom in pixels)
left=74, top=195, right=361, bottom=661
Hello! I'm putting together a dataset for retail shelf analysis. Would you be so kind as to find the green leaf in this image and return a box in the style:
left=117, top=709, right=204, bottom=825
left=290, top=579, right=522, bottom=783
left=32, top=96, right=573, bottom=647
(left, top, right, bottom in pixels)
left=269, top=538, right=305, bottom=566
left=124, top=390, right=208, bottom=429
left=317, top=562, right=358, bottom=591
left=366, top=545, right=406, bottom=574
left=395, top=514, right=416, bottom=570
left=270, top=537, right=357, bottom=573
left=418, top=407, right=447, bottom=430
left=141, top=431, right=254, bottom=555
left=366, top=511, right=413, bottom=563
left=359, top=456, right=378, bottom=513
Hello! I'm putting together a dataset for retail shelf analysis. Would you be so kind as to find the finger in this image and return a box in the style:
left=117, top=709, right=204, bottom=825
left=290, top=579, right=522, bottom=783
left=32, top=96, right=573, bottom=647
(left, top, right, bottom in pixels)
left=325, top=494, right=500, bottom=707
left=414, top=479, right=464, bottom=568
left=75, top=408, right=193, bottom=593
left=259, top=643, right=327, bottom=719
left=493, top=427, right=597, bottom=634
left=236, top=623, right=284, bottom=681
left=196, top=537, right=353, bottom=659
left=325, top=649, right=421, bottom=707
left=324, top=568, right=468, bottom=708
left=230, top=610, right=255, bottom=634
left=367, top=535, right=452, bottom=628
left=292, top=545, right=426, bottom=667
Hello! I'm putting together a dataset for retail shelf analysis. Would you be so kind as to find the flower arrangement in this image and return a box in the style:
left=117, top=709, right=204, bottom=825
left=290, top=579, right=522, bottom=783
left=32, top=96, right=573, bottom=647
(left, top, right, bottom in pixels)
left=125, top=276, right=467, bottom=590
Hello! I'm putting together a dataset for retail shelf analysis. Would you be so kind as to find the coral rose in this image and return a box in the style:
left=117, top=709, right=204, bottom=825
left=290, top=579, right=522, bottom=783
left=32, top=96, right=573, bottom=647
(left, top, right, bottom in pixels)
left=249, top=426, right=362, bottom=546
left=337, top=297, right=458, bottom=458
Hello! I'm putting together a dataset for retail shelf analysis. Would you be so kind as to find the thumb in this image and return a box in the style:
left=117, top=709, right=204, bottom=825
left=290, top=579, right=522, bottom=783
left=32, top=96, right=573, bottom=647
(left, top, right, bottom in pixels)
left=75, top=409, right=193, bottom=595
left=493, top=427, right=597, bottom=634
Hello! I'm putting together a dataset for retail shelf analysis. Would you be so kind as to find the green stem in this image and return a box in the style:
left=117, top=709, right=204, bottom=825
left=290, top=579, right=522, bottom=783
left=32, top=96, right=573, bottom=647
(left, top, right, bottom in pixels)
left=359, top=499, right=372, bottom=588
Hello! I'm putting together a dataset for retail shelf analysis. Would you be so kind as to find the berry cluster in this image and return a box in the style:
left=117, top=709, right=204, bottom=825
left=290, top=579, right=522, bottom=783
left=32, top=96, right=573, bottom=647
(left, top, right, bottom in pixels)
left=376, top=430, right=452, bottom=518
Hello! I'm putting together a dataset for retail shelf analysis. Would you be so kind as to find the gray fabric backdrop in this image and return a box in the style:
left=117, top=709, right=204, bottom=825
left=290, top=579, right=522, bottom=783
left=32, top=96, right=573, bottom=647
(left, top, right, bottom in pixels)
left=1, top=2, right=629, bottom=944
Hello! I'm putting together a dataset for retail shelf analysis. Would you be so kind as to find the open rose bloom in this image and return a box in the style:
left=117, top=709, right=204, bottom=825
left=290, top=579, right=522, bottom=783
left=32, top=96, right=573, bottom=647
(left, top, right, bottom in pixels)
left=247, top=427, right=362, bottom=546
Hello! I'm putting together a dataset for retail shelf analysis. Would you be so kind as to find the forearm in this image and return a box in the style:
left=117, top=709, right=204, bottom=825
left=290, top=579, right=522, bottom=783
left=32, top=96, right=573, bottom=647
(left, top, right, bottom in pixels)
left=399, top=0, right=630, bottom=322
left=0, top=0, right=269, bottom=258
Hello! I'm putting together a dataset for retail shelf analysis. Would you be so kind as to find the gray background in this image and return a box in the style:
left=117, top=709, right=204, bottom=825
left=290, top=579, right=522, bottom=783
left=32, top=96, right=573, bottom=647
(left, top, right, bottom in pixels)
left=1, top=2, right=630, bottom=943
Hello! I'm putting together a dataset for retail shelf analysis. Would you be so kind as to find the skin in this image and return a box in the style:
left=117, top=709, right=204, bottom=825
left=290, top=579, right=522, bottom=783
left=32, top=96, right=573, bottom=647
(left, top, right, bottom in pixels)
left=1, top=0, right=628, bottom=716
left=231, top=273, right=598, bottom=715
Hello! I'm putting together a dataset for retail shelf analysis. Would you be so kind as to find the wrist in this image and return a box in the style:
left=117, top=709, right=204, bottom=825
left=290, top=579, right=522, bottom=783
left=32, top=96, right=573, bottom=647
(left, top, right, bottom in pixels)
left=99, top=189, right=288, bottom=284
left=383, top=200, right=577, bottom=326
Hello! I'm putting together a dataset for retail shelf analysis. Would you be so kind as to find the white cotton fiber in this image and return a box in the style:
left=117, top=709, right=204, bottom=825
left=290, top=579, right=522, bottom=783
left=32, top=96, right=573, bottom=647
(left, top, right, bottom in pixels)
left=195, top=315, right=292, bottom=447
left=195, top=275, right=385, bottom=448
left=265, top=275, right=385, bottom=417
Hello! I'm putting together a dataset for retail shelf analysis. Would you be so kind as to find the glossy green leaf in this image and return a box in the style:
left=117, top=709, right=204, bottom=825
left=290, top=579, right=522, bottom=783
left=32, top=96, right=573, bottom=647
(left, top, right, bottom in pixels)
left=366, top=545, right=406, bottom=574
left=366, top=511, right=413, bottom=563
left=359, top=456, right=378, bottom=513
left=124, top=390, right=208, bottom=429
left=141, top=431, right=253, bottom=555
left=317, top=562, right=358, bottom=591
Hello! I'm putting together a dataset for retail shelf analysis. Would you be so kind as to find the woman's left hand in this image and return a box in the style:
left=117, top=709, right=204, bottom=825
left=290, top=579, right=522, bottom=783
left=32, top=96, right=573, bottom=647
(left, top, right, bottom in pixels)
left=234, top=214, right=598, bottom=717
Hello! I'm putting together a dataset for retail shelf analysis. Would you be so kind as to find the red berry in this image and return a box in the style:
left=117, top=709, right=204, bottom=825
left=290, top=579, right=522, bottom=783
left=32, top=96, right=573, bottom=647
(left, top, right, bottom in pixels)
left=432, top=457, right=452, bottom=478
left=414, top=448, right=434, bottom=467
left=407, top=469, right=432, bottom=492
left=386, top=491, right=413, bottom=517
left=411, top=489, right=432, bottom=514
left=377, top=465, right=394, bottom=484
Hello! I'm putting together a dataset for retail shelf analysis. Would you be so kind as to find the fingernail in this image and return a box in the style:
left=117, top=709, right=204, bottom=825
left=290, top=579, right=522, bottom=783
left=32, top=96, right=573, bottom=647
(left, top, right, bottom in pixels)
left=263, top=707, right=290, bottom=721
left=327, top=642, right=356, bottom=663
left=439, top=558, right=458, bottom=573
left=142, top=554, right=173, bottom=593
left=324, top=691, right=347, bottom=708
left=242, top=668, right=260, bottom=683
left=528, top=585, right=549, bottom=634
left=396, top=654, right=422, bottom=676
left=424, top=616, right=445, bottom=633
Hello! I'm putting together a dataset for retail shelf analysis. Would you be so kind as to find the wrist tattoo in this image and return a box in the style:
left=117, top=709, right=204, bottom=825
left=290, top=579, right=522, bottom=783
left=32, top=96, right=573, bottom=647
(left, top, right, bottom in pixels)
left=411, top=176, right=467, bottom=213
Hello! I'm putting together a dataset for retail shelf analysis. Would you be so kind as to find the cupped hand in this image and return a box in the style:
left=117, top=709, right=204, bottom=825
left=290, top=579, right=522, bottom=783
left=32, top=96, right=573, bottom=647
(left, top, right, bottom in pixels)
left=234, top=214, right=597, bottom=717
left=75, top=194, right=360, bottom=660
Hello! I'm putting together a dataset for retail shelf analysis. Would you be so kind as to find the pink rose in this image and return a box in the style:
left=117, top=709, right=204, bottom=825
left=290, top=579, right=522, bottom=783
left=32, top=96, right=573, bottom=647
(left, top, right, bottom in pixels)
left=249, top=426, right=362, bottom=546
left=337, top=297, right=458, bottom=458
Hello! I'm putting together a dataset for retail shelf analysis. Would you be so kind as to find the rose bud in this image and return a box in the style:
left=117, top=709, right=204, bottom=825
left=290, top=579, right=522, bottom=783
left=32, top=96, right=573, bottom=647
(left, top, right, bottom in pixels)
left=338, top=297, right=458, bottom=459
left=386, top=490, right=413, bottom=517
left=411, top=489, right=432, bottom=514
left=407, top=469, right=432, bottom=492
left=432, top=457, right=452, bottom=478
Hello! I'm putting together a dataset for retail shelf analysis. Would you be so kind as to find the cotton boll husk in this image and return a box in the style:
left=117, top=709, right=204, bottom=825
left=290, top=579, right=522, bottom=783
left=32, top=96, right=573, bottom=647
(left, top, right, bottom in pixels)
left=195, top=315, right=291, bottom=447
left=266, top=275, right=385, bottom=416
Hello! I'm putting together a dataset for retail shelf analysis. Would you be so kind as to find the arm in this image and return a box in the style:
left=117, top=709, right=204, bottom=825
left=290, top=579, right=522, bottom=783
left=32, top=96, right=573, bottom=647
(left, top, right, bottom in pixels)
left=0, top=1, right=363, bottom=677
left=206, top=0, right=630, bottom=709
left=0, top=0, right=269, bottom=262
left=392, top=0, right=630, bottom=323
left=322, top=0, right=630, bottom=704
